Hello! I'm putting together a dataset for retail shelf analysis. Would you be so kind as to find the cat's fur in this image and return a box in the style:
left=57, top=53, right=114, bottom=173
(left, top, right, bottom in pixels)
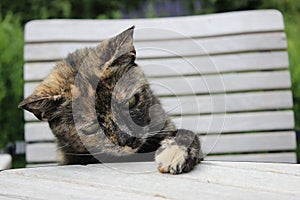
left=19, top=27, right=202, bottom=174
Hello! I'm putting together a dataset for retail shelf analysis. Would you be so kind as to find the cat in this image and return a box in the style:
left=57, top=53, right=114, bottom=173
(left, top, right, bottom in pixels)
left=19, top=26, right=203, bottom=174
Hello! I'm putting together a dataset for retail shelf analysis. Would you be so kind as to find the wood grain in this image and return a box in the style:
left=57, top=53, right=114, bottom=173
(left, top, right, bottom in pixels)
left=25, top=10, right=284, bottom=42
left=1, top=161, right=299, bottom=199
left=24, top=32, right=287, bottom=61
left=24, top=71, right=292, bottom=98
left=25, top=131, right=296, bottom=163
left=23, top=51, right=289, bottom=81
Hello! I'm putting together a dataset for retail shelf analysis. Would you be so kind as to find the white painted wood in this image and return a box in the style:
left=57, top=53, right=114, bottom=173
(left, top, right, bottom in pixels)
left=203, top=160, right=300, bottom=173
left=161, top=91, right=293, bottom=115
left=23, top=51, right=289, bottom=81
left=24, top=82, right=38, bottom=98
left=25, top=131, right=296, bottom=163
left=206, top=153, right=297, bottom=163
left=25, top=10, right=284, bottom=42
left=24, top=110, right=295, bottom=143
left=1, top=161, right=300, bottom=199
left=25, top=122, right=54, bottom=141
left=0, top=154, right=12, bottom=170
left=136, top=32, right=286, bottom=59
left=173, top=111, right=294, bottom=134
left=24, top=110, right=37, bottom=122
left=0, top=166, right=164, bottom=200
left=24, top=91, right=293, bottom=122
left=201, top=131, right=296, bottom=154
left=24, top=32, right=287, bottom=61
left=26, top=143, right=57, bottom=163
left=139, top=51, right=289, bottom=77
left=26, top=163, right=58, bottom=168
left=25, top=154, right=298, bottom=168
left=24, top=61, right=55, bottom=81
left=24, top=71, right=292, bottom=98
left=150, top=71, right=291, bottom=96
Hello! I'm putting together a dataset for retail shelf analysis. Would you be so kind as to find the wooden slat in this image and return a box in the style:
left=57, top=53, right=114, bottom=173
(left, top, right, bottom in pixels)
left=0, top=154, right=12, bottom=170
left=24, top=111, right=38, bottom=122
left=172, top=111, right=294, bottom=134
left=136, top=32, right=286, bottom=59
left=32, top=152, right=296, bottom=166
left=206, top=153, right=297, bottom=163
left=139, top=51, right=289, bottom=77
left=24, top=90, right=293, bottom=122
left=25, top=10, right=284, bottom=42
left=150, top=71, right=291, bottom=96
left=161, top=91, right=293, bottom=115
left=24, top=32, right=287, bottom=61
left=201, top=131, right=296, bottom=154
left=24, top=82, right=38, bottom=98
left=26, top=163, right=58, bottom=168
left=23, top=52, right=289, bottom=81
left=25, top=122, right=54, bottom=141
left=24, top=62, right=55, bottom=81
left=26, top=131, right=296, bottom=163
left=26, top=143, right=57, bottom=163
left=25, top=152, right=298, bottom=164
left=24, top=71, right=291, bottom=98
left=25, top=111, right=294, bottom=142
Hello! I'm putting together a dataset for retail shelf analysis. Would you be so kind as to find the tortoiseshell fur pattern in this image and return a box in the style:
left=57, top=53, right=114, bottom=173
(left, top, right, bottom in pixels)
left=19, top=27, right=202, bottom=174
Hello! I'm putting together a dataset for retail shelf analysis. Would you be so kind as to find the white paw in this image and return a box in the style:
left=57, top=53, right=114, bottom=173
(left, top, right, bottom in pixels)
left=155, top=143, right=188, bottom=174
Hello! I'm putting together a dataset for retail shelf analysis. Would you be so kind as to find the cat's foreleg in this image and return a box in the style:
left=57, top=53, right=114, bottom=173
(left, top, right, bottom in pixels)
left=155, top=129, right=202, bottom=174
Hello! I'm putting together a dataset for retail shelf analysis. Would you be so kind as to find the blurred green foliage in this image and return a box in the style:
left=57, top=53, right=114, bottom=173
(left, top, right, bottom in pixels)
left=199, top=0, right=262, bottom=13
left=0, top=0, right=143, bottom=24
left=269, top=1, right=300, bottom=131
left=0, top=14, right=24, bottom=149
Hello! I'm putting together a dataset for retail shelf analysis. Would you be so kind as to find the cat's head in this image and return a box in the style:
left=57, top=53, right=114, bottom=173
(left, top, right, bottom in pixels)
left=19, top=27, right=172, bottom=160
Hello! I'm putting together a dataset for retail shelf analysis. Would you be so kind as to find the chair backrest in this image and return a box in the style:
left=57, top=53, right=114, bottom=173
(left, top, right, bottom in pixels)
left=23, top=10, right=297, bottom=164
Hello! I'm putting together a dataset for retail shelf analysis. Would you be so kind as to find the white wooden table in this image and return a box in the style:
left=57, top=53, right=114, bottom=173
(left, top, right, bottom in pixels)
left=0, top=161, right=299, bottom=199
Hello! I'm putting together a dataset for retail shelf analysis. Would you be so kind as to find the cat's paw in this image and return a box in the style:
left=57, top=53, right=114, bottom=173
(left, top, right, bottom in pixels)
left=155, top=143, right=188, bottom=174
left=155, top=135, right=199, bottom=174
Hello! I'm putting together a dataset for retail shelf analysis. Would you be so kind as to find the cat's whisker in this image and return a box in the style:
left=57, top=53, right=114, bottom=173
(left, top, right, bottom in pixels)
left=165, top=101, right=188, bottom=115
left=145, top=129, right=173, bottom=135
left=56, top=134, right=82, bottom=150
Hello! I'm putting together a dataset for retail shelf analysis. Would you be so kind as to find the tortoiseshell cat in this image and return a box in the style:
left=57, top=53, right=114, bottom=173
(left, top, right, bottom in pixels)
left=19, top=27, right=202, bottom=174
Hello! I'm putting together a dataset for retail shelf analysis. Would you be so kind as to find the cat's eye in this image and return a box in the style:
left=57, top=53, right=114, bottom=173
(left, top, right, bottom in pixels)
left=128, top=93, right=140, bottom=109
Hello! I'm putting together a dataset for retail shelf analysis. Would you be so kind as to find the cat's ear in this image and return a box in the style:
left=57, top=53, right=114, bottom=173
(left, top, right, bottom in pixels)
left=18, top=88, right=63, bottom=121
left=98, top=26, right=136, bottom=66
